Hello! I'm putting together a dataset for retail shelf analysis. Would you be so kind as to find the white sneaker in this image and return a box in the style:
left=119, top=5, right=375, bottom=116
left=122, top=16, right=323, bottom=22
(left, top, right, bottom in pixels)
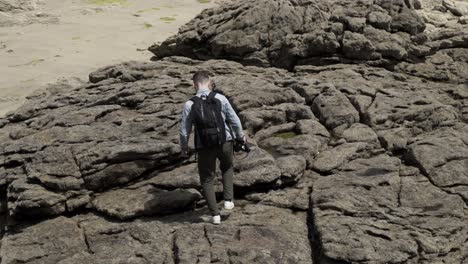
left=212, top=215, right=221, bottom=225
left=224, top=200, right=235, bottom=210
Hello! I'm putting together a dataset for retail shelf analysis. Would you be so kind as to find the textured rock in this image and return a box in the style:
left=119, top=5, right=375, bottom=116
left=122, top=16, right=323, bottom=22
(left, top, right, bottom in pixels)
left=0, top=54, right=466, bottom=262
left=0, top=0, right=467, bottom=263
left=311, top=156, right=466, bottom=263
left=311, top=85, right=360, bottom=130
left=173, top=204, right=311, bottom=264
left=443, top=0, right=468, bottom=16
left=246, top=170, right=318, bottom=210
left=0, top=216, right=88, bottom=264
left=0, top=58, right=316, bottom=220
left=149, top=0, right=430, bottom=69
left=312, top=142, right=367, bottom=173
left=404, top=125, right=468, bottom=201
left=92, top=185, right=202, bottom=220
left=1, top=203, right=312, bottom=264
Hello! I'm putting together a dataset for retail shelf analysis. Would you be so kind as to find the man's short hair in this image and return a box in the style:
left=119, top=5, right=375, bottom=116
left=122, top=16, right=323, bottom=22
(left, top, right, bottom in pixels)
left=192, top=71, right=210, bottom=85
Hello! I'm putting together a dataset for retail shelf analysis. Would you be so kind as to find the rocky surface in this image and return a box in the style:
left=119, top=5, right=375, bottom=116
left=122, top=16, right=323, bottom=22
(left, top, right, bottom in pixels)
left=0, top=0, right=467, bottom=263
left=149, top=0, right=467, bottom=73
left=0, top=0, right=58, bottom=27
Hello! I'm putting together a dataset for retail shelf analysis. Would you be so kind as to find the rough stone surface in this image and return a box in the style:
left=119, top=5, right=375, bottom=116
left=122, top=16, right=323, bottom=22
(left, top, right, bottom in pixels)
left=149, top=0, right=449, bottom=70
left=0, top=203, right=312, bottom=264
left=0, top=0, right=467, bottom=263
left=91, top=185, right=202, bottom=220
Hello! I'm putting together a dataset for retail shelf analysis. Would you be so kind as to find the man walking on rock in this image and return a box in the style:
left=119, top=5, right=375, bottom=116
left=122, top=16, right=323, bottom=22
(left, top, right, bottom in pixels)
left=179, top=71, right=245, bottom=224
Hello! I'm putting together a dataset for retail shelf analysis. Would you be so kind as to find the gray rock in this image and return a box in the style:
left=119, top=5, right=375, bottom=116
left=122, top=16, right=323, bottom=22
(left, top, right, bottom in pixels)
left=389, top=4, right=426, bottom=34
left=311, top=155, right=466, bottom=263
left=1, top=202, right=313, bottom=263
left=342, top=123, right=379, bottom=144
left=405, top=126, right=468, bottom=193
left=172, top=203, right=312, bottom=264
left=367, top=11, right=392, bottom=30
left=246, top=170, right=318, bottom=210
left=342, top=31, right=377, bottom=60
left=311, top=86, right=360, bottom=130
left=0, top=1, right=467, bottom=262
left=0, top=216, right=88, bottom=264
left=259, top=132, right=328, bottom=166
left=92, top=186, right=202, bottom=220
left=377, top=127, right=413, bottom=152
left=7, top=178, right=67, bottom=218
left=139, top=163, right=200, bottom=189
left=443, top=0, right=468, bottom=16
left=24, top=146, right=84, bottom=191
left=276, top=155, right=307, bottom=180
left=232, top=146, right=282, bottom=187
left=312, top=142, right=366, bottom=173
left=397, top=47, right=468, bottom=84
left=149, top=0, right=429, bottom=68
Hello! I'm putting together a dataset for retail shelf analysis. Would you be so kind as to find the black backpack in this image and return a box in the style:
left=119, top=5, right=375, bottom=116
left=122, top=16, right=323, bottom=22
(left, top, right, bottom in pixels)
left=190, top=92, right=227, bottom=149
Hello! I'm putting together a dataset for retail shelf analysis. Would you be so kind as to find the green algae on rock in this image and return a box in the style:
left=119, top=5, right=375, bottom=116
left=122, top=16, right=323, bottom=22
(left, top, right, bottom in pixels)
left=273, top=131, right=298, bottom=139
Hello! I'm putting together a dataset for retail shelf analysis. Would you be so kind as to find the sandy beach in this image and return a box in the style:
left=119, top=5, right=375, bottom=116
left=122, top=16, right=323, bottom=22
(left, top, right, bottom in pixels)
left=0, top=0, right=216, bottom=117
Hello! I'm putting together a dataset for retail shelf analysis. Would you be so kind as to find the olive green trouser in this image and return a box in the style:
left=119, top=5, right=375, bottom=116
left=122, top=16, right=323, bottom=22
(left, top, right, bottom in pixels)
left=197, top=141, right=234, bottom=216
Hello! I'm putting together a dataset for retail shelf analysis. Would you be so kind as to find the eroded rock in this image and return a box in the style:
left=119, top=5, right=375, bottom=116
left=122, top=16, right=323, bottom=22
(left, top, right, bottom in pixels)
left=0, top=0, right=467, bottom=263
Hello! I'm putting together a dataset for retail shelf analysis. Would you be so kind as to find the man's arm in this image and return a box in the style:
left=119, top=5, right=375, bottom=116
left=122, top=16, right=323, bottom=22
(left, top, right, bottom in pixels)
left=179, top=101, right=193, bottom=154
left=223, top=97, right=245, bottom=139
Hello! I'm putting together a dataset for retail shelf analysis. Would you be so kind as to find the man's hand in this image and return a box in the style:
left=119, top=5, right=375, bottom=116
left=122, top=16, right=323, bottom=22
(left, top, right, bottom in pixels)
left=241, top=135, right=247, bottom=144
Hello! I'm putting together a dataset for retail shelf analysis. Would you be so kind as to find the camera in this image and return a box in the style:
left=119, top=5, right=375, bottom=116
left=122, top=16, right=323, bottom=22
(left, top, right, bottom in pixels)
left=233, top=138, right=250, bottom=153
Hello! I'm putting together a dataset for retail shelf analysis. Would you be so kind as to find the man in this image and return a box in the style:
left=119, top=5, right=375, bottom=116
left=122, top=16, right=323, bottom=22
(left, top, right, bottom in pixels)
left=179, top=71, right=245, bottom=224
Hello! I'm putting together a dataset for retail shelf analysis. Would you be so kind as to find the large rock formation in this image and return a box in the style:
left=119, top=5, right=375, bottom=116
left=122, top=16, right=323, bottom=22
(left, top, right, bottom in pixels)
left=0, top=0, right=467, bottom=263
left=149, top=0, right=467, bottom=72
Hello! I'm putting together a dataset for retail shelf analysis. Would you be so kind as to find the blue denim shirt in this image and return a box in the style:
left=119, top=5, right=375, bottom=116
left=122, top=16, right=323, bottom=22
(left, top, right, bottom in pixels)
left=179, top=89, right=244, bottom=151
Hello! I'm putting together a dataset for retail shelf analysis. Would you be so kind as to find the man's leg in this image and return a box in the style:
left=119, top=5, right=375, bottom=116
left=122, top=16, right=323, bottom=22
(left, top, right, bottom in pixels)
left=218, top=141, right=234, bottom=201
left=197, top=147, right=219, bottom=216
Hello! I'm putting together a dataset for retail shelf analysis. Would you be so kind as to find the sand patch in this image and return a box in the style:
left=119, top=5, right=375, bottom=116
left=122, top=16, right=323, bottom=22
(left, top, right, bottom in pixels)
left=0, top=0, right=217, bottom=117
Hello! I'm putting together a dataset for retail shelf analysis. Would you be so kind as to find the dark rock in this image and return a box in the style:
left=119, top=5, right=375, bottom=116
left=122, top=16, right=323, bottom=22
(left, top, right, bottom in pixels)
left=0, top=0, right=467, bottom=262
left=404, top=125, right=468, bottom=201
left=276, top=155, right=307, bottom=180
left=342, top=31, right=377, bottom=60
left=7, top=178, right=67, bottom=218
left=140, top=163, right=200, bottom=189
left=443, top=0, right=468, bottom=16
left=311, top=85, right=360, bottom=130
left=232, top=146, right=282, bottom=187
left=24, top=146, right=84, bottom=191
left=311, top=142, right=367, bottom=172
left=311, top=155, right=466, bottom=263
left=1, top=202, right=313, bottom=263
left=0, top=216, right=88, bottom=264
left=246, top=170, right=318, bottom=210
left=149, top=0, right=430, bottom=69
left=91, top=186, right=202, bottom=220
left=342, top=123, right=379, bottom=144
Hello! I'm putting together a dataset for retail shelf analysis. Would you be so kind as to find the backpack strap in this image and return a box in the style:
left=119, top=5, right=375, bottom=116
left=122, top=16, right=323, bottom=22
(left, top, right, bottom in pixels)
left=207, top=91, right=217, bottom=100
left=189, top=96, right=200, bottom=103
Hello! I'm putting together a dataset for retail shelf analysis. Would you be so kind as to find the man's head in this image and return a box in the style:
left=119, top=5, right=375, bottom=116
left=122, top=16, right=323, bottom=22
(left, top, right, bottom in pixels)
left=192, top=71, right=211, bottom=91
